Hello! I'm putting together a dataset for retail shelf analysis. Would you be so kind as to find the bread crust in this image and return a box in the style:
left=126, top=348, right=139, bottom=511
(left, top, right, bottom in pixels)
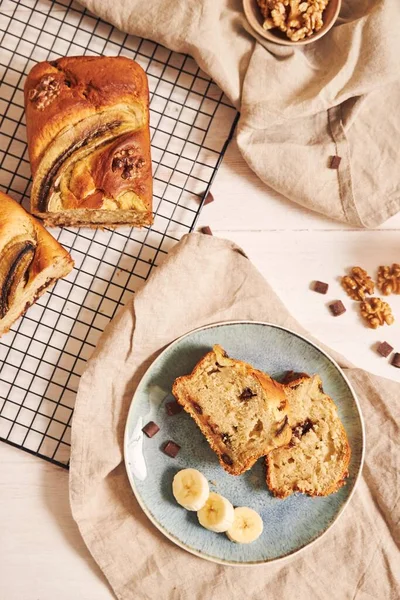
left=0, top=191, right=74, bottom=336
left=24, top=56, right=152, bottom=227
left=266, top=375, right=351, bottom=498
left=172, top=345, right=292, bottom=476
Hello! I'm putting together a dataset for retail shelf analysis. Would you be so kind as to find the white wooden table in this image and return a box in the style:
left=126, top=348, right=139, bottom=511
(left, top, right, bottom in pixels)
left=2, top=137, right=400, bottom=599
left=2, top=0, right=400, bottom=588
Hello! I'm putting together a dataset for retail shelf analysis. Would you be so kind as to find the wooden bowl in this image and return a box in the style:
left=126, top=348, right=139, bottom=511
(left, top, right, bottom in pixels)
left=243, top=0, right=342, bottom=46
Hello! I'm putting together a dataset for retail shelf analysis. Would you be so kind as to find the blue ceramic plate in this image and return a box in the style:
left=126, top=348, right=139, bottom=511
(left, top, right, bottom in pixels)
left=124, top=321, right=364, bottom=565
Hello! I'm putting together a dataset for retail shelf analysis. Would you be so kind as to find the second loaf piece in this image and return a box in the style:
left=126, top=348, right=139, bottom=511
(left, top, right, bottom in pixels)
left=25, top=56, right=152, bottom=228
left=266, top=374, right=351, bottom=498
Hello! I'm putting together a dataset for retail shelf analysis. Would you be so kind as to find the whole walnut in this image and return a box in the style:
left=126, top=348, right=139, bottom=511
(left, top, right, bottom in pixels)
left=360, top=297, right=394, bottom=329
left=377, top=264, right=400, bottom=295
left=342, top=267, right=374, bottom=301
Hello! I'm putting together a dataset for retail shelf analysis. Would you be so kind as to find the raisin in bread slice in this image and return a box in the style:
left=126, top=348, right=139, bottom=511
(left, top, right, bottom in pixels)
left=266, top=374, right=351, bottom=498
left=172, top=345, right=291, bottom=476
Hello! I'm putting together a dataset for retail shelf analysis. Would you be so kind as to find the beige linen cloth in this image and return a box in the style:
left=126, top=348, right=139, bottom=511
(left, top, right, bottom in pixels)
left=70, top=233, right=399, bottom=600
left=77, top=0, right=400, bottom=227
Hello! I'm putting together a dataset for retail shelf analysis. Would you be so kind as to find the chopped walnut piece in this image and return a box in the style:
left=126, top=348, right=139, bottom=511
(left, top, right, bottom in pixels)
left=29, top=75, right=61, bottom=110
left=257, top=0, right=278, bottom=18
left=360, top=297, right=394, bottom=329
left=111, top=147, right=145, bottom=180
left=271, top=3, right=287, bottom=31
left=377, top=264, right=400, bottom=295
left=342, top=267, right=375, bottom=301
left=263, top=17, right=275, bottom=29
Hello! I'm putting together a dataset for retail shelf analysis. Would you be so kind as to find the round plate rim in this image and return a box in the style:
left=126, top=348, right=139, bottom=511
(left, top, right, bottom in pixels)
left=123, top=320, right=366, bottom=566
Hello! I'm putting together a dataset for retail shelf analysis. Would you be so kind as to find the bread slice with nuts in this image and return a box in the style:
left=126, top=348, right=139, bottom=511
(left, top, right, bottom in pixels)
left=172, top=345, right=292, bottom=476
left=266, top=374, right=351, bottom=498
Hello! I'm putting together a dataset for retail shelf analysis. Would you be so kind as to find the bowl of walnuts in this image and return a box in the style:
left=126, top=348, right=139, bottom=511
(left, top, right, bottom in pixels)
left=243, top=0, right=342, bottom=45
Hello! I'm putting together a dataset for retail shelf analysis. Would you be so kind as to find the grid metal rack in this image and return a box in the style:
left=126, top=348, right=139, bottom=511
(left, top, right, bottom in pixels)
left=0, top=0, right=238, bottom=468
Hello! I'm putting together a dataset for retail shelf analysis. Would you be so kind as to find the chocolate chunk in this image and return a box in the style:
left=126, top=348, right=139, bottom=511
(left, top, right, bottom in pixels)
left=275, top=415, right=288, bottom=436
left=281, top=371, right=309, bottom=384
left=329, top=300, right=346, bottom=316
left=221, top=433, right=232, bottom=446
left=192, top=402, right=203, bottom=414
left=165, top=401, right=183, bottom=416
left=314, top=281, right=329, bottom=294
left=301, top=419, right=314, bottom=436
left=377, top=341, right=394, bottom=358
left=163, top=441, right=181, bottom=458
left=391, top=353, right=400, bottom=368
left=201, top=226, right=212, bottom=235
left=239, top=388, right=257, bottom=400
left=318, top=382, right=324, bottom=393
left=293, top=418, right=314, bottom=439
left=330, top=155, right=342, bottom=169
left=221, top=453, right=233, bottom=466
left=203, top=192, right=214, bottom=206
left=142, top=421, right=160, bottom=438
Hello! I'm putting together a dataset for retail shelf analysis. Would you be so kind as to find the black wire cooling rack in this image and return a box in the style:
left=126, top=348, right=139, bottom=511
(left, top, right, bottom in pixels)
left=0, top=0, right=238, bottom=468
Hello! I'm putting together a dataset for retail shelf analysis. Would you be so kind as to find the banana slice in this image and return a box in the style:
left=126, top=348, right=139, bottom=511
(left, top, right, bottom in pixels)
left=197, top=492, right=234, bottom=533
left=172, top=468, right=210, bottom=511
left=226, top=507, right=263, bottom=544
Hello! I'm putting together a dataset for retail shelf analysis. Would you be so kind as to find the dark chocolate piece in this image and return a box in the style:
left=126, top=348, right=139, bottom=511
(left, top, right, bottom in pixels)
left=163, top=441, right=181, bottom=458
left=330, top=155, right=342, bottom=169
left=239, top=387, right=256, bottom=400
left=201, top=226, right=213, bottom=235
left=329, top=300, right=346, bottom=316
left=221, top=453, right=233, bottom=466
left=377, top=341, right=393, bottom=358
left=221, top=433, right=232, bottom=446
left=275, top=415, right=288, bottom=436
left=142, top=421, right=160, bottom=438
left=293, top=418, right=314, bottom=439
left=314, top=281, right=329, bottom=294
left=203, top=192, right=214, bottom=205
left=165, top=401, right=183, bottom=416
left=281, top=371, right=310, bottom=384
left=192, top=402, right=203, bottom=414
left=391, top=353, right=400, bottom=368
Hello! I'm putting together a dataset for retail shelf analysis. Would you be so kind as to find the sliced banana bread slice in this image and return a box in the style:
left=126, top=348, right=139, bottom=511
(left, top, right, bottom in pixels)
left=266, top=374, right=351, bottom=498
left=172, top=345, right=291, bottom=476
